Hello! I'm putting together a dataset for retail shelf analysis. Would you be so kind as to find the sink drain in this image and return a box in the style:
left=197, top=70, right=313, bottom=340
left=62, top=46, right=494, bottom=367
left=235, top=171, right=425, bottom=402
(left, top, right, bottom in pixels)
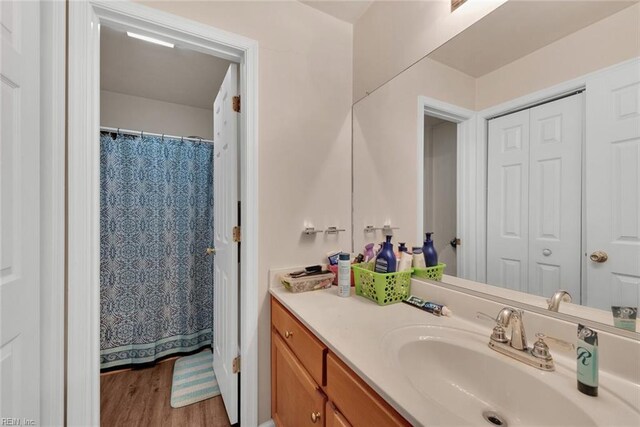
left=482, top=411, right=508, bottom=427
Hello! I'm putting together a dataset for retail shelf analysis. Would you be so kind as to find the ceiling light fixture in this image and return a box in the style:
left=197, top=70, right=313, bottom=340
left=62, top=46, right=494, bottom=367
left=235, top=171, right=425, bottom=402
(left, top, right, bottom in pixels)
left=126, top=31, right=174, bottom=48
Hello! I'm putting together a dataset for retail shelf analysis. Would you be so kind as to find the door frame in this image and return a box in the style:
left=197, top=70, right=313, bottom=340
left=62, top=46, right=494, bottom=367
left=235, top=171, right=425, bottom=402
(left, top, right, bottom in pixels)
left=66, top=2, right=259, bottom=425
left=40, top=2, right=66, bottom=425
left=417, top=96, right=475, bottom=279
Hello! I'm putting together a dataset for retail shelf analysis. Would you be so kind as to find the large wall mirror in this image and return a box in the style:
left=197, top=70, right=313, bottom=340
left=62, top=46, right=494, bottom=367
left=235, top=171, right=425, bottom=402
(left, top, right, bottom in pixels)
left=353, top=0, right=639, bottom=333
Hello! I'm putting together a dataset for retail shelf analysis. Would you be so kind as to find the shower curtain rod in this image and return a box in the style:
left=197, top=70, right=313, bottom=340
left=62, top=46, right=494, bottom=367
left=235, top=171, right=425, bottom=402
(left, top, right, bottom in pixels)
left=100, top=126, right=215, bottom=144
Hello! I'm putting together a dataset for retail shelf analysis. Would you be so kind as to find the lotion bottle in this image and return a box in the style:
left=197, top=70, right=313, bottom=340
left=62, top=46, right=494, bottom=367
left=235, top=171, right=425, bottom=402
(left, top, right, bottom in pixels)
left=577, top=324, right=598, bottom=396
left=375, top=235, right=397, bottom=273
left=412, top=247, right=426, bottom=269
left=422, top=232, right=438, bottom=267
left=338, top=253, right=351, bottom=297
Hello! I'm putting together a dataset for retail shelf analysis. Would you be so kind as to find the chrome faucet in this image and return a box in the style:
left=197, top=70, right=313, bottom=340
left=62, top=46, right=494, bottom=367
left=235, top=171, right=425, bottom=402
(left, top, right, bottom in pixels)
left=496, top=307, right=527, bottom=350
left=547, top=290, right=572, bottom=312
left=477, top=307, right=555, bottom=371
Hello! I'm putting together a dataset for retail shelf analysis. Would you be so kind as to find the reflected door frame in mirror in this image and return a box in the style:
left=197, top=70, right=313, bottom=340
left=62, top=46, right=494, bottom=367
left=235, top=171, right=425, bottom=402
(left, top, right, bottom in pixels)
left=417, top=96, right=476, bottom=279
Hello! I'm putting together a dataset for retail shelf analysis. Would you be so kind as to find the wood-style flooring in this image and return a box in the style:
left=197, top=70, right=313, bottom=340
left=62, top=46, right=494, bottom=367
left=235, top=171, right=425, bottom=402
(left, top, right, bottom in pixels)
left=100, top=359, right=232, bottom=427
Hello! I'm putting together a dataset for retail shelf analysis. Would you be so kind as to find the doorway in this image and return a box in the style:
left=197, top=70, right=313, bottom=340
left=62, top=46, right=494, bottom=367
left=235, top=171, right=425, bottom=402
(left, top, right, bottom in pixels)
left=416, top=96, right=474, bottom=280
left=423, top=115, right=458, bottom=276
left=67, top=2, right=259, bottom=426
left=98, top=23, right=236, bottom=426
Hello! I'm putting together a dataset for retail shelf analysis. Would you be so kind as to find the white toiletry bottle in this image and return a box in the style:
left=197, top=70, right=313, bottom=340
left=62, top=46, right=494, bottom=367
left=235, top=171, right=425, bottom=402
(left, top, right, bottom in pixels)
left=338, top=252, right=351, bottom=297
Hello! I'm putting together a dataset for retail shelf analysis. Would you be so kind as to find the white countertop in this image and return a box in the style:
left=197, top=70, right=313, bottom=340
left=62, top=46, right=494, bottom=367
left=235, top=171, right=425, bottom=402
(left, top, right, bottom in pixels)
left=270, top=284, right=493, bottom=426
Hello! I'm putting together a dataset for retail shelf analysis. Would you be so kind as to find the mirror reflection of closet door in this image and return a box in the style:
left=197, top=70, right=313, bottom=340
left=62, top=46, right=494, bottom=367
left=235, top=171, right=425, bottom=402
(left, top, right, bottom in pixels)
left=487, top=94, right=582, bottom=297
left=585, top=60, right=640, bottom=310
left=487, top=110, right=530, bottom=292
left=528, top=94, right=582, bottom=300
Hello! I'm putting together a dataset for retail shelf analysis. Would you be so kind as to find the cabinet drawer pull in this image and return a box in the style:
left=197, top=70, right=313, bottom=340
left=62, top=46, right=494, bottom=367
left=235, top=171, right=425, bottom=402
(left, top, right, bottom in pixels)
left=284, top=330, right=293, bottom=339
left=310, top=411, right=321, bottom=423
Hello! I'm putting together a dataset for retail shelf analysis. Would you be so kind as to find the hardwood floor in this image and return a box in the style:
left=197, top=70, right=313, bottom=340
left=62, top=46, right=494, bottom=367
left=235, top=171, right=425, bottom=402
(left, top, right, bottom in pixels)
left=100, top=359, right=232, bottom=427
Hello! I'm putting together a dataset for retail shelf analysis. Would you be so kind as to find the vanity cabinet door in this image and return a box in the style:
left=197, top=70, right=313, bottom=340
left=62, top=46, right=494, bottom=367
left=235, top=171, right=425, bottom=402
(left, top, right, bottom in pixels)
left=326, top=401, right=351, bottom=427
left=272, top=331, right=326, bottom=427
left=326, top=353, right=410, bottom=427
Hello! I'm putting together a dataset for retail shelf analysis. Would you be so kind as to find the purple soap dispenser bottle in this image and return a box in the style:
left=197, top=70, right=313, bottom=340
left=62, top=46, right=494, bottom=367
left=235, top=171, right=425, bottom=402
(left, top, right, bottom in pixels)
left=375, top=235, right=397, bottom=273
left=422, top=232, right=438, bottom=267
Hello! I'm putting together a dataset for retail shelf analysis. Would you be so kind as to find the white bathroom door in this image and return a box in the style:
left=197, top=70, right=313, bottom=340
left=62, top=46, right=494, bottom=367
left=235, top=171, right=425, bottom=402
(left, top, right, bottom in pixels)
left=528, top=94, right=583, bottom=299
left=0, top=0, right=41, bottom=422
left=212, top=63, right=239, bottom=424
left=585, top=60, right=640, bottom=310
left=487, top=110, right=530, bottom=292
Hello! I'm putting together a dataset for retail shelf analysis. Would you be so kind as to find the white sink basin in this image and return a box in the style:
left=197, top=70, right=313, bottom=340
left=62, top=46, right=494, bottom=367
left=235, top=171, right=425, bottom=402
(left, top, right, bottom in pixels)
left=382, top=325, right=640, bottom=427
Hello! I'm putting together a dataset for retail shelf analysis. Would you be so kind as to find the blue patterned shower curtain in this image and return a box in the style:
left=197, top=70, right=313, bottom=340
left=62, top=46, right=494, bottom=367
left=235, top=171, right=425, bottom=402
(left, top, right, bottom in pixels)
left=100, top=132, right=214, bottom=369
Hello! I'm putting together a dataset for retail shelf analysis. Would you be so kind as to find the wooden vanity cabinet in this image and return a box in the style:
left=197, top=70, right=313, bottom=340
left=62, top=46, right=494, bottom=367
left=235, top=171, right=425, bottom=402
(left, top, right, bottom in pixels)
left=271, top=297, right=409, bottom=427
left=272, top=331, right=326, bottom=426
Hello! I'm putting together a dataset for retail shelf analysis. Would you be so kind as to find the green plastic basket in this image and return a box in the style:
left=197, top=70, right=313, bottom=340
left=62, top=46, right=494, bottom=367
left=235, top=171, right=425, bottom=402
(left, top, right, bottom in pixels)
left=351, top=262, right=412, bottom=306
left=412, top=263, right=446, bottom=281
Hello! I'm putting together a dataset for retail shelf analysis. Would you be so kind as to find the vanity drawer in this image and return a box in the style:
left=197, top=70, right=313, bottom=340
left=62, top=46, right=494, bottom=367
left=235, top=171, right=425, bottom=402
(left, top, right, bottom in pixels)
left=326, top=353, right=410, bottom=427
left=271, top=298, right=326, bottom=386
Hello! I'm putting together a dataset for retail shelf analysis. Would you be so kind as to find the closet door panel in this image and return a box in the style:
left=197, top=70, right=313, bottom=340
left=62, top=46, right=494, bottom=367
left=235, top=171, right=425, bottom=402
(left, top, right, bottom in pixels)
left=586, top=60, right=640, bottom=310
left=487, top=110, right=530, bottom=291
left=528, top=94, right=583, bottom=298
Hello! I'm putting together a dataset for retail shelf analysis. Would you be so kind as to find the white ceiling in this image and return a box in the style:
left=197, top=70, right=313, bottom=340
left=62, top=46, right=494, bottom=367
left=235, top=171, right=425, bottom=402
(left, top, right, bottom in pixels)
left=429, top=0, right=637, bottom=78
left=300, top=0, right=374, bottom=23
left=100, top=25, right=232, bottom=109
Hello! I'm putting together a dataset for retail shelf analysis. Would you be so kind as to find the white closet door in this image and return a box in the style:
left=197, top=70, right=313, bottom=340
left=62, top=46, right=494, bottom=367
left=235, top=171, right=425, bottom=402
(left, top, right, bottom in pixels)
left=528, top=94, right=583, bottom=299
left=585, top=60, right=640, bottom=310
left=487, top=110, right=530, bottom=291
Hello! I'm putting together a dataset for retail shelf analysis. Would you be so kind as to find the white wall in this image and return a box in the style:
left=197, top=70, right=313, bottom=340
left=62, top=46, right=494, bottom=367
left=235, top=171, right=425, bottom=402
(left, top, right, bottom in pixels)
left=424, top=119, right=457, bottom=275
left=100, top=90, right=213, bottom=139
left=353, top=0, right=506, bottom=101
left=476, top=3, right=640, bottom=110
left=138, top=1, right=353, bottom=423
left=353, top=57, right=475, bottom=252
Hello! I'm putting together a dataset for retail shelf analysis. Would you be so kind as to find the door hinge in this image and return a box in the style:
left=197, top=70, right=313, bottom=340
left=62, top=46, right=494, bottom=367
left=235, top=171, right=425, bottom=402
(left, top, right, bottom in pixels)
left=232, top=96, right=241, bottom=113
left=233, top=226, right=241, bottom=242
left=232, top=356, right=241, bottom=373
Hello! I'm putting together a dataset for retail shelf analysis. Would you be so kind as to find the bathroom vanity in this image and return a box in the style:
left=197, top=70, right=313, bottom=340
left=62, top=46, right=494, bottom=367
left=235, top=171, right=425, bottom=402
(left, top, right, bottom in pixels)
left=271, top=296, right=409, bottom=426
left=270, top=277, right=640, bottom=427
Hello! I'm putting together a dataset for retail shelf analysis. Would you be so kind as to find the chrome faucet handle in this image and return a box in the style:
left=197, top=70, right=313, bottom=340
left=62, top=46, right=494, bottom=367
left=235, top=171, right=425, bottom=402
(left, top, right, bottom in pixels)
left=532, top=333, right=553, bottom=360
left=476, top=312, right=509, bottom=343
left=535, top=333, right=575, bottom=353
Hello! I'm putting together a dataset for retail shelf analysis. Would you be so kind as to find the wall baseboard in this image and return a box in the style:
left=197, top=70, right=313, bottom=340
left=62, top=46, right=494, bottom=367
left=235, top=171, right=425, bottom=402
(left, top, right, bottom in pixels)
left=258, top=420, right=275, bottom=427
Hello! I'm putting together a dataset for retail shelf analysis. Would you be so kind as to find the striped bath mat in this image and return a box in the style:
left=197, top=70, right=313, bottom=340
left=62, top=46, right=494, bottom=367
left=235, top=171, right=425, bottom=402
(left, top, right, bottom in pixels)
left=170, top=349, right=220, bottom=408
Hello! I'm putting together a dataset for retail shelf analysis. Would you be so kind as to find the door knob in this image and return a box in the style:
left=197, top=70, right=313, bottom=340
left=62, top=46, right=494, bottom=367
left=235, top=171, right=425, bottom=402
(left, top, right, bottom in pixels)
left=589, top=251, right=608, bottom=263
left=542, top=248, right=552, bottom=256
left=205, top=247, right=216, bottom=255
left=310, top=411, right=321, bottom=423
